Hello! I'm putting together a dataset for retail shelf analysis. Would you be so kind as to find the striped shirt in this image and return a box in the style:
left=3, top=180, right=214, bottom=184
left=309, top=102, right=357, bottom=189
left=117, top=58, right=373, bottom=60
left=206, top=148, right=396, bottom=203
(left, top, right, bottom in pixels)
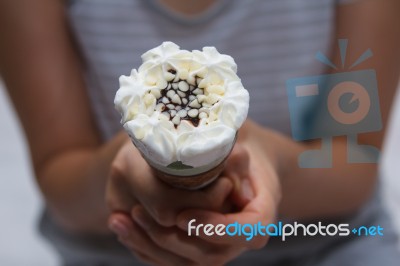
left=67, top=0, right=344, bottom=140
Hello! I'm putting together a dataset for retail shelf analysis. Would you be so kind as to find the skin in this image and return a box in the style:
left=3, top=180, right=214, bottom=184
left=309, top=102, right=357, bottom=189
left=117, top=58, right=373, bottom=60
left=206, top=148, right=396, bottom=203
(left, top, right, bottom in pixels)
left=1, top=0, right=400, bottom=265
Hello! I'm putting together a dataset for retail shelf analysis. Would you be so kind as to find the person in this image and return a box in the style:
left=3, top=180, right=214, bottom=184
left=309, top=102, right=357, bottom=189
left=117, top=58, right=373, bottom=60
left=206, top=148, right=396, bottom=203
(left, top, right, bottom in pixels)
left=1, top=0, right=400, bottom=265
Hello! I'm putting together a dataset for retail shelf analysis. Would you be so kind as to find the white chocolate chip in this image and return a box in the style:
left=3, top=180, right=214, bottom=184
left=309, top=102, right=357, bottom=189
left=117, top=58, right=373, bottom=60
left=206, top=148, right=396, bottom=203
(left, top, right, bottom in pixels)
left=178, top=81, right=189, bottom=92
left=166, top=104, right=175, bottom=110
left=197, top=95, right=207, bottom=103
left=150, top=89, right=161, bottom=99
left=177, top=91, right=186, bottom=98
left=186, top=75, right=196, bottom=85
left=192, top=88, right=203, bottom=95
left=188, top=109, right=199, bottom=117
left=159, top=112, right=170, bottom=120
left=162, top=97, right=170, bottom=104
left=172, top=115, right=180, bottom=125
left=164, top=72, right=175, bottom=82
left=172, top=83, right=178, bottom=90
left=199, top=107, right=209, bottom=114
left=170, top=110, right=177, bottom=117
left=177, top=109, right=187, bottom=117
left=189, top=99, right=201, bottom=108
left=189, top=95, right=196, bottom=101
left=182, top=98, right=188, bottom=105
left=155, top=103, right=165, bottom=111
left=175, top=106, right=182, bottom=111
left=199, top=112, right=208, bottom=119
left=171, top=94, right=182, bottom=105
left=166, top=90, right=175, bottom=99
left=206, top=93, right=219, bottom=105
left=198, top=79, right=207, bottom=89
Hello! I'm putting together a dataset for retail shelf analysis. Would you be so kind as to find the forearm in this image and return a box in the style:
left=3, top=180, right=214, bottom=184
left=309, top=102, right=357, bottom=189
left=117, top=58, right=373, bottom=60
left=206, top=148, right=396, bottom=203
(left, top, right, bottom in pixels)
left=37, top=131, right=129, bottom=234
left=240, top=120, right=377, bottom=221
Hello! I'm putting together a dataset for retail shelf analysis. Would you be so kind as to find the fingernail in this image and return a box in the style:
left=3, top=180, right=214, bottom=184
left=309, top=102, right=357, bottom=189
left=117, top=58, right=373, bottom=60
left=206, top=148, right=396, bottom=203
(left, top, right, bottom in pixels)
left=109, top=219, right=130, bottom=238
left=132, top=207, right=150, bottom=230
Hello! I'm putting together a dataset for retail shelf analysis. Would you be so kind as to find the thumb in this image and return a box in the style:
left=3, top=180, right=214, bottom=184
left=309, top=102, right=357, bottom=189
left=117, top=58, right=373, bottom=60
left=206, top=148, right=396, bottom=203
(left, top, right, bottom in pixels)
left=224, top=144, right=254, bottom=207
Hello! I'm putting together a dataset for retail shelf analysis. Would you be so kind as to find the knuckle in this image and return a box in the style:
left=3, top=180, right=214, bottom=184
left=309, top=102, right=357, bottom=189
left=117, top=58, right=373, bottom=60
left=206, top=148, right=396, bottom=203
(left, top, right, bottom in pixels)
left=109, top=163, right=125, bottom=182
left=151, top=205, right=175, bottom=227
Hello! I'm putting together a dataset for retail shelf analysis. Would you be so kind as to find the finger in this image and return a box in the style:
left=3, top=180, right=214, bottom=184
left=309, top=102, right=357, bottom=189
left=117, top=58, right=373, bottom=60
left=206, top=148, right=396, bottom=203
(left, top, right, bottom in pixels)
left=105, top=164, right=138, bottom=213
left=110, top=211, right=193, bottom=266
left=138, top=176, right=233, bottom=227
left=224, top=144, right=253, bottom=208
left=132, top=205, right=241, bottom=266
left=176, top=170, right=276, bottom=248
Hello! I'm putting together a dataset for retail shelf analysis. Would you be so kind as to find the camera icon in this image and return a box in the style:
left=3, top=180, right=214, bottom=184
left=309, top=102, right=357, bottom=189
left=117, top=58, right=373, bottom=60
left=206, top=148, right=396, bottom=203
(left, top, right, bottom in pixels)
left=286, top=40, right=382, bottom=168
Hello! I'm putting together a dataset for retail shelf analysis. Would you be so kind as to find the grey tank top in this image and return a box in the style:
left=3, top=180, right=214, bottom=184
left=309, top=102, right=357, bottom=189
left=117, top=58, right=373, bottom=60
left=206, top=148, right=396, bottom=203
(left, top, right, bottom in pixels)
left=39, top=1, right=388, bottom=265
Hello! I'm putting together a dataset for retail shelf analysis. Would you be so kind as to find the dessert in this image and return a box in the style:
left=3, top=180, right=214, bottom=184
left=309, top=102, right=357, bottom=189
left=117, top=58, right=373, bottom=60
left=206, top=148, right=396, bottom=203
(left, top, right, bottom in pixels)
left=114, top=42, right=249, bottom=189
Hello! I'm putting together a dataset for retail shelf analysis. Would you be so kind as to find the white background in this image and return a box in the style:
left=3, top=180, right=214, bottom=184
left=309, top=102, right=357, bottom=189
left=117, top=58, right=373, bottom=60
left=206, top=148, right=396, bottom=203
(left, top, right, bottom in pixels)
left=0, top=80, right=399, bottom=265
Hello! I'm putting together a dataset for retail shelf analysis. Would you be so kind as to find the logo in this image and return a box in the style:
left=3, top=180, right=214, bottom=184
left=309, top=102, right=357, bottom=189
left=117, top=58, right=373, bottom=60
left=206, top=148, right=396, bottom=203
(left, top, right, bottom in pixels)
left=286, top=39, right=382, bottom=168
left=187, top=219, right=384, bottom=242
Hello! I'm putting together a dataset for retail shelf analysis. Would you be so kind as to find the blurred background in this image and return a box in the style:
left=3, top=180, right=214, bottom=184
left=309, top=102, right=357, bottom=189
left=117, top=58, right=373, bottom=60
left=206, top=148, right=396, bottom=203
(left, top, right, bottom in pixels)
left=0, top=78, right=399, bottom=264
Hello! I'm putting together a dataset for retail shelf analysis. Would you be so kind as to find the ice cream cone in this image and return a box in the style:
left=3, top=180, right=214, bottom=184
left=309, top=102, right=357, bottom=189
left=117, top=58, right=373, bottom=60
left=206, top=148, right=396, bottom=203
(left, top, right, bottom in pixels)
left=115, top=42, right=249, bottom=190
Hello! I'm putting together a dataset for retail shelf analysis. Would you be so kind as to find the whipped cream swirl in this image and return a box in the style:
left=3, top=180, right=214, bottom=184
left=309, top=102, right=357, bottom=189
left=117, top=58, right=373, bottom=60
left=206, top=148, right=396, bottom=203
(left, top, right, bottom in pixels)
left=115, top=42, right=249, bottom=168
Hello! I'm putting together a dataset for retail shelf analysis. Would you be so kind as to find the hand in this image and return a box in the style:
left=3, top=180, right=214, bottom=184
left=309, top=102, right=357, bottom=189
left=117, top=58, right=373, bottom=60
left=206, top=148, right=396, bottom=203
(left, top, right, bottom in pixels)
left=109, top=142, right=281, bottom=265
left=105, top=138, right=234, bottom=228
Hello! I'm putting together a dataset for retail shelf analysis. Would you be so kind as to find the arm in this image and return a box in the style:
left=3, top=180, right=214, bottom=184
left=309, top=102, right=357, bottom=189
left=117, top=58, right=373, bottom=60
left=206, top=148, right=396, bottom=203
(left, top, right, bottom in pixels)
left=243, top=0, right=400, bottom=220
left=0, top=0, right=130, bottom=233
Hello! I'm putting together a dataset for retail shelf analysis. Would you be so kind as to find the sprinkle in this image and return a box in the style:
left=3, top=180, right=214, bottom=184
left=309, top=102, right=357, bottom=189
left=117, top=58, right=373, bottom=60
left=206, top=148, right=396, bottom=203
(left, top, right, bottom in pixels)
left=192, top=88, right=203, bottom=95
left=162, top=97, right=169, bottom=104
left=189, top=99, right=201, bottom=108
left=199, top=112, right=208, bottom=119
left=171, top=94, right=182, bottom=105
left=177, top=91, right=186, bottom=98
left=199, top=107, right=209, bottom=114
left=155, top=103, right=165, bottom=111
left=186, top=75, right=196, bottom=85
left=188, top=109, right=199, bottom=117
left=164, top=72, right=175, bottom=82
left=150, top=89, right=161, bottom=99
left=159, top=112, right=170, bottom=120
left=166, top=90, right=176, bottom=99
left=172, top=115, right=180, bottom=125
left=177, top=109, right=187, bottom=117
left=197, top=95, right=206, bottom=103
left=178, top=81, right=189, bottom=92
